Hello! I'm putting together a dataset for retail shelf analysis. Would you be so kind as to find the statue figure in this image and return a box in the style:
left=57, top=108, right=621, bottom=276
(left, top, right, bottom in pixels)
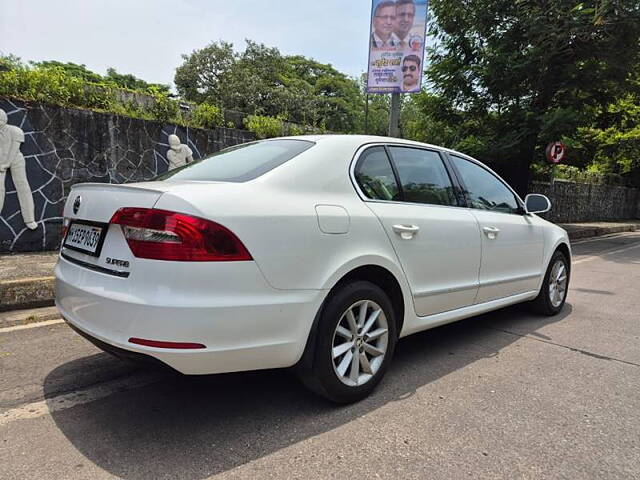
left=166, top=134, right=193, bottom=170
left=0, top=109, right=37, bottom=230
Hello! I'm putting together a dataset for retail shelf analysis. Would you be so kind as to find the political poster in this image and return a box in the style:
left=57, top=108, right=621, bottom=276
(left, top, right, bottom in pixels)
left=366, top=0, right=428, bottom=94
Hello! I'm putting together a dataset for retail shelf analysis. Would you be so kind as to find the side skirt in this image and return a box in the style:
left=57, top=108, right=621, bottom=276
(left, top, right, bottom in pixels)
left=400, top=290, right=538, bottom=338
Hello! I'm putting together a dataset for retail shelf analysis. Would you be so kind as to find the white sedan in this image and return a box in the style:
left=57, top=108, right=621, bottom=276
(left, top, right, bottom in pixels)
left=55, top=135, right=570, bottom=403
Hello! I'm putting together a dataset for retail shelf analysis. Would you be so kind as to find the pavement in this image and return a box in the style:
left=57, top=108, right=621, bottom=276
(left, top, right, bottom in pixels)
left=0, top=251, right=57, bottom=313
left=1, top=231, right=639, bottom=479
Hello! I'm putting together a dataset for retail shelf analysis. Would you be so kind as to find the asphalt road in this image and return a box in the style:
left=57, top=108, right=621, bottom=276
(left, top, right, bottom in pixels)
left=1, top=233, right=640, bottom=479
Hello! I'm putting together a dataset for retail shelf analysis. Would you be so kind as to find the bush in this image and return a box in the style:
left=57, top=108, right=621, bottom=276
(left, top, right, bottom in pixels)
left=530, top=162, right=626, bottom=185
left=146, top=86, right=180, bottom=123
left=243, top=114, right=284, bottom=139
left=0, top=60, right=319, bottom=135
left=0, top=65, right=184, bottom=124
left=285, top=123, right=305, bottom=136
left=191, top=103, right=224, bottom=129
left=0, top=66, right=86, bottom=106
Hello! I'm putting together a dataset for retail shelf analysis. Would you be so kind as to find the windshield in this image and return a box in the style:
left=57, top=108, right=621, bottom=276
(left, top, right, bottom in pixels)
left=155, top=139, right=315, bottom=183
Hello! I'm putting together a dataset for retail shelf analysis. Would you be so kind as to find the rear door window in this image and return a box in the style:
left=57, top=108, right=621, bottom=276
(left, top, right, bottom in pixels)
left=156, top=139, right=314, bottom=182
left=354, top=147, right=401, bottom=201
left=388, top=147, right=456, bottom=206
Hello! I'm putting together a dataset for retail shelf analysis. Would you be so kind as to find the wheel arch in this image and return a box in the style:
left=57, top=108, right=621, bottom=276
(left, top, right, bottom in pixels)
left=555, top=242, right=571, bottom=269
left=294, top=259, right=411, bottom=375
left=536, top=234, right=572, bottom=293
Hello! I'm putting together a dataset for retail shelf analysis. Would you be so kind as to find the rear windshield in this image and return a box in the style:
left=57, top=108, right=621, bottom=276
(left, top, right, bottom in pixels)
left=156, top=139, right=314, bottom=183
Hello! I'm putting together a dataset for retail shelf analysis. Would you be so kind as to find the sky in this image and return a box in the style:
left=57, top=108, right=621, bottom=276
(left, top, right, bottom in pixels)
left=1, top=0, right=377, bottom=88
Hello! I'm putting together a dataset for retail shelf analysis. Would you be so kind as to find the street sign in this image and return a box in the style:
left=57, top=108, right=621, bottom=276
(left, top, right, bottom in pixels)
left=545, top=141, right=567, bottom=164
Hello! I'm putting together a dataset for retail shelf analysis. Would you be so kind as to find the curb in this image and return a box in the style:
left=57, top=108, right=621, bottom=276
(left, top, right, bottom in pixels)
left=0, top=306, right=60, bottom=328
left=564, top=224, right=638, bottom=241
left=0, top=276, right=55, bottom=312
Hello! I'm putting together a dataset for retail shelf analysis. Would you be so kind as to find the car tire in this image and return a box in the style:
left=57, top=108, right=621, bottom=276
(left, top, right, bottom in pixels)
left=530, top=250, right=570, bottom=316
left=299, top=280, right=398, bottom=403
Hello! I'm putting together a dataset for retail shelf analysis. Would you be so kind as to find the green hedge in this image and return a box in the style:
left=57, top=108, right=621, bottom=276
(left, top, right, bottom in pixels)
left=531, top=163, right=627, bottom=186
left=243, top=114, right=309, bottom=139
left=1, top=65, right=310, bottom=135
left=0, top=66, right=184, bottom=124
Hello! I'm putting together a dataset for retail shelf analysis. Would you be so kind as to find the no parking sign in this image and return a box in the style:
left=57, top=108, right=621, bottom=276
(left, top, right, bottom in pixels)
left=545, top=141, right=567, bottom=164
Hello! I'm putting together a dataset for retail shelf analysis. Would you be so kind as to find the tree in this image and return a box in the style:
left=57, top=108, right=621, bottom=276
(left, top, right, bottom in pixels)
left=174, top=41, right=236, bottom=104
left=174, top=40, right=365, bottom=132
left=0, top=53, right=23, bottom=72
left=104, top=67, right=169, bottom=93
left=31, top=60, right=103, bottom=83
left=424, top=0, right=640, bottom=194
left=28, top=61, right=170, bottom=93
left=567, top=64, right=640, bottom=185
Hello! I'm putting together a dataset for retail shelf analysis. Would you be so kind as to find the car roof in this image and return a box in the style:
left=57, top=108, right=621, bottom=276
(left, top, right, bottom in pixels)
left=272, top=134, right=472, bottom=160
left=266, top=134, right=524, bottom=204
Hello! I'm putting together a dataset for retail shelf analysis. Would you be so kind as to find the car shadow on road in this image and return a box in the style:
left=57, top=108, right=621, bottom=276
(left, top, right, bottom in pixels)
left=43, top=303, right=572, bottom=480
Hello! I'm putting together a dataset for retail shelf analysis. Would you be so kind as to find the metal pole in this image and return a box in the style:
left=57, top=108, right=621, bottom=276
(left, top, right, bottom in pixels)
left=388, top=92, right=400, bottom=137
left=364, top=93, right=369, bottom=135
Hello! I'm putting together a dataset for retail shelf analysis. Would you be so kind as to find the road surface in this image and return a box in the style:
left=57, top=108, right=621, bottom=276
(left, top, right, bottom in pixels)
left=1, top=233, right=639, bottom=479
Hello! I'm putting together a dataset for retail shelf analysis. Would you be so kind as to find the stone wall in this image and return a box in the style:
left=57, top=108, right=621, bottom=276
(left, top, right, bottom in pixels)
left=530, top=180, right=640, bottom=223
left=0, top=97, right=254, bottom=253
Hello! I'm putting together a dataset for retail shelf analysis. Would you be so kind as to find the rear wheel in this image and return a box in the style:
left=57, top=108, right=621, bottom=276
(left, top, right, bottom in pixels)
left=531, top=250, right=569, bottom=316
left=300, top=281, right=397, bottom=403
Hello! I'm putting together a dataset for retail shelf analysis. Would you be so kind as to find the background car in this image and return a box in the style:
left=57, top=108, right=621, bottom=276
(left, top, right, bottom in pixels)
left=55, top=135, right=570, bottom=403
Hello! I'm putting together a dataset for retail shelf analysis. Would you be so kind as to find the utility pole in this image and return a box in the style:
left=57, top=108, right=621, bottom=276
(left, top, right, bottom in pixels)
left=364, top=93, right=369, bottom=135
left=388, top=92, right=400, bottom=137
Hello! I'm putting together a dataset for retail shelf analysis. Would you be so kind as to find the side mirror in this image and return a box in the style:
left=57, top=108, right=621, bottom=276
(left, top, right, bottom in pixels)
left=524, top=194, right=551, bottom=214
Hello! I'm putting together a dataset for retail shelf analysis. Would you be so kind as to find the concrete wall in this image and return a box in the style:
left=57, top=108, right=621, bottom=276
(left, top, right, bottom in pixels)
left=530, top=180, right=640, bottom=223
left=0, top=97, right=254, bottom=253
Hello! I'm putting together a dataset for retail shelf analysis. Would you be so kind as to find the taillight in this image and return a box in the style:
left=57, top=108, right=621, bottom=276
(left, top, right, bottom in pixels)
left=109, top=208, right=252, bottom=262
left=60, top=218, right=70, bottom=240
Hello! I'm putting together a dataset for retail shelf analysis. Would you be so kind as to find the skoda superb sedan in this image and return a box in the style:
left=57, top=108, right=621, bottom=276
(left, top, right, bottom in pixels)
left=55, top=135, right=570, bottom=403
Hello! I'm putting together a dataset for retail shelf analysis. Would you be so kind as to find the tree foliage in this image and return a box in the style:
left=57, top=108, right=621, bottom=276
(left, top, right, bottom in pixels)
left=175, top=40, right=364, bottom=132
left=0, top=59, right=182, bottom=124
left=104, top=67, right=170, bottom=93
left=27, top=60, right=170, bottom=92
left=415, top=0, right=640, bottom=192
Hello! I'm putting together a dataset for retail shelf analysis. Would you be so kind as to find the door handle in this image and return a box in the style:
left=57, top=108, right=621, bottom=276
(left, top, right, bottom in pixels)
left=392, top=224, right=420, bottom=239
left=482, top=226, right=500, bottom=239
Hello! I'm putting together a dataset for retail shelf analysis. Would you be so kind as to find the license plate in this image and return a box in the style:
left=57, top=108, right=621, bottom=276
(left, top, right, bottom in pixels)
left=64, top=222, right=106, bottom=256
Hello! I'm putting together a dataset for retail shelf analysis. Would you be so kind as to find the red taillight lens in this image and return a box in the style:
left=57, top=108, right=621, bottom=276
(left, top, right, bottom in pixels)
left=60, top=218, right=70, bottom=241
left=110, top=208, right=252, bottom=262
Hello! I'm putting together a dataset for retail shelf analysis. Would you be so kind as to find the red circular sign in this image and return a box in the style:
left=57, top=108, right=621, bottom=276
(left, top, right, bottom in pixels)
left=545, top=141, right=567, bottom=164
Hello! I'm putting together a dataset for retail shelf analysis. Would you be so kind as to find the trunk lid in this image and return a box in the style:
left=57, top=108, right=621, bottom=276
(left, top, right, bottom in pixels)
left=60, top=182, right=172, bottom=270
left=62, top=182, right=171, bottom=222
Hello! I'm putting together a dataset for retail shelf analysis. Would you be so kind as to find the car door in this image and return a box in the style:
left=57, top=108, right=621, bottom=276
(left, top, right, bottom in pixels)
left=448, top=154, right=545, bottom=303
left=353, top=145, right=482, bottom=317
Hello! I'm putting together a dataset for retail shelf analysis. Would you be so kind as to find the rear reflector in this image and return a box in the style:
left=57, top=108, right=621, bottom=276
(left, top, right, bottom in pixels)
left=110, top=207, right=252, bottom=262
left=128, top=337, right=206, bottom=349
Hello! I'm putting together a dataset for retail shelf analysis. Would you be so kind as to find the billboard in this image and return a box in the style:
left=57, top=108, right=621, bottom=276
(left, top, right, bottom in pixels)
left=366, top=0, right=428, bottom=94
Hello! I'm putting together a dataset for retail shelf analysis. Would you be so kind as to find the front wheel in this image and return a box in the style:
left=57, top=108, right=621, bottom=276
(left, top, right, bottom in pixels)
left=300, top=280, right=397, bottom=403
left=531, top=250, right=570, bottom=316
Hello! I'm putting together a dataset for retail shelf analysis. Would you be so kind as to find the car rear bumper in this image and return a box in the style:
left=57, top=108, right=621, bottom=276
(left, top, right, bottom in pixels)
left=55, top=255, right=325, bottom=374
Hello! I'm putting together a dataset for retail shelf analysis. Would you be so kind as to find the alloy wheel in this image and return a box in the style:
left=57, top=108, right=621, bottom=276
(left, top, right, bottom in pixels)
left=548, top=259, right=568, bottom=308
left=331, top=300, right=389, bottom=387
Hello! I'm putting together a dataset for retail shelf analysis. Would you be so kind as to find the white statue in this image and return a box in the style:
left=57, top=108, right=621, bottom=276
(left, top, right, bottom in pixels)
left=166, top=134, right=193, bottom=170
left=0, top=109, right=37, bottom=230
